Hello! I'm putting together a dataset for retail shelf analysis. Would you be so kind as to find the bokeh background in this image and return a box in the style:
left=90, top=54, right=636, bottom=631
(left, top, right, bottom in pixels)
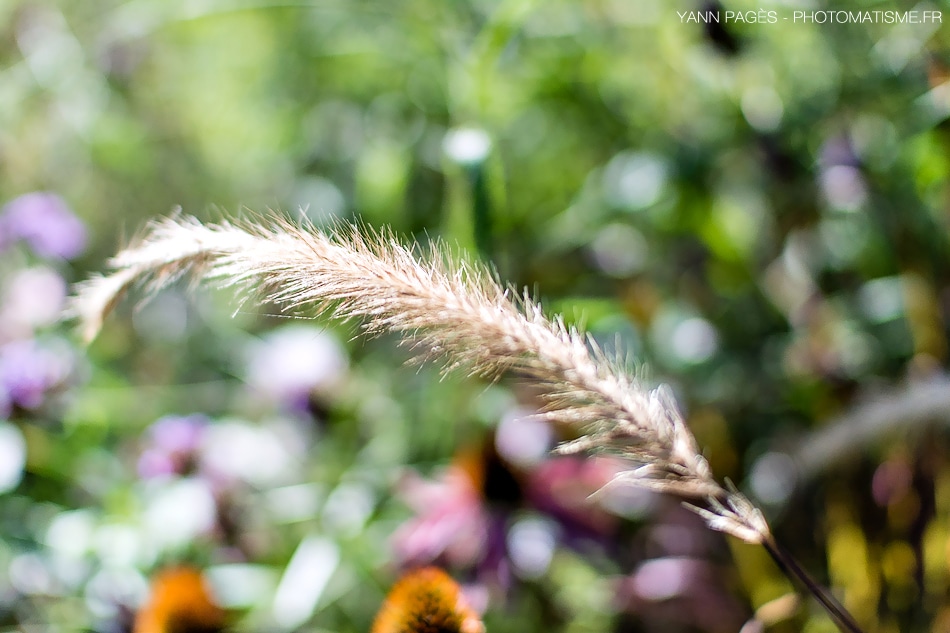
left=1, top=0, right=950, bottom=631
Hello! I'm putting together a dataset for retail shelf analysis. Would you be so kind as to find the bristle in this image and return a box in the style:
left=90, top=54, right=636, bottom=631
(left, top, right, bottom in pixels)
left=372, top=568, right=485, bottom=633
left=68, top=214, right=772, bottom=545
left=134, top=567, right=226, bottom=633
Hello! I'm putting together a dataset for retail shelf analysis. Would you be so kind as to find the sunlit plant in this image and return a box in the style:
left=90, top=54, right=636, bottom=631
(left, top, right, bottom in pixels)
left=70, top=214, right=867, bottom=633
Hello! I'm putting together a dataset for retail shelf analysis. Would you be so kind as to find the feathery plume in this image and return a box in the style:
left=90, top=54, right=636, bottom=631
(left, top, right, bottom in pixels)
left=372, top=567, right=484, bottom=633
left=68, top=214, right=769, bottom=545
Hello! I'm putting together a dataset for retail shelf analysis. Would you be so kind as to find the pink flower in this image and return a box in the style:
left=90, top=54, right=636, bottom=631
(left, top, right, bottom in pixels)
left=525, top=455, right=629, bottom=538
left=392, top=465, right=490, bottom=569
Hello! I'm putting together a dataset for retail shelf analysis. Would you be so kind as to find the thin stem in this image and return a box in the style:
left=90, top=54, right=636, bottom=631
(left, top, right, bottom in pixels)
left=761, top=536, right=866, bottom=633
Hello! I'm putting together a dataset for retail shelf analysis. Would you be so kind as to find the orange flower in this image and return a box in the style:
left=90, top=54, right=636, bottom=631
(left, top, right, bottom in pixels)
left=372, top=567, right=485, bottom=633
left=134, top=567, right=226, bottom=633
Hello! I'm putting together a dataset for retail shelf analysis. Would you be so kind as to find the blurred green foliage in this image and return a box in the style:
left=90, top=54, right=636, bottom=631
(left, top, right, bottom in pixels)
left=1, top=1, right=950, bottom=632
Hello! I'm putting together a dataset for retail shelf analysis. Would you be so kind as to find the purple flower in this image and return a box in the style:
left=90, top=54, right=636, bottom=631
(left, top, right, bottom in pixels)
left=0, top=339, right=72, bottom=410
left=494, top=408, right=553, bottom=469
left=243, top=325, right=347, bottom=408
left=0, top=192, right=87, bottom=259
left=138, top=414, right=209, bottom=479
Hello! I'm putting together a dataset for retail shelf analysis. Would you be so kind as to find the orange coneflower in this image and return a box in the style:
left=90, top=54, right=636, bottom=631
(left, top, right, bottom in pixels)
left=372, top=567, right=485, bottom=633
left=134, top=567, right=226, bottom=633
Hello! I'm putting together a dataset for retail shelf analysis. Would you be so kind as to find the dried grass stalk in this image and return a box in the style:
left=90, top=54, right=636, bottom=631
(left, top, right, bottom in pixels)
left=68, top=214, right=770, bottom=545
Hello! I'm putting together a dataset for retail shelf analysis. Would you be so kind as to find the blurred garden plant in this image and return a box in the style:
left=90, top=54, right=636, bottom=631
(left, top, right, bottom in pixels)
left=0, top=193, right=86, bottom=414
left=133, top=566, right=226, bottom=633
left=0, top=192, right=86, bottom=483
left=371, top=567, right=484, bottom=633
left=3, top=0, right=948, bottom=630
left=71, top=214, right=861, bottom=632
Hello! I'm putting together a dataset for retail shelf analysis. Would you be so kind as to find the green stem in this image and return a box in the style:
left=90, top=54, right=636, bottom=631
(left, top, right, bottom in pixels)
left=760, top=536, right=866, bottom=633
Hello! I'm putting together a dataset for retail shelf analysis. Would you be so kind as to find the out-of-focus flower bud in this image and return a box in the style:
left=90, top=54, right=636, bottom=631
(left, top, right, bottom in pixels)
left=372, top=567, right=484, bottom=633
left=133, top=567, right=226, bottom=633
left=0, top=192, right=87, bottom=260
